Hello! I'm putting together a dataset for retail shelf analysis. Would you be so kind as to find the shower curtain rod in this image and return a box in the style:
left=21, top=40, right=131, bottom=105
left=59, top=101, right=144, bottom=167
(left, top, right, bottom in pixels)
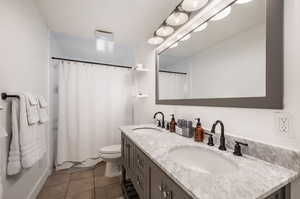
left=51, top=57, right=187, bottom=75
left=51, top=57, right=132, bottom=69
left=159, top=70, right=187, bottom=75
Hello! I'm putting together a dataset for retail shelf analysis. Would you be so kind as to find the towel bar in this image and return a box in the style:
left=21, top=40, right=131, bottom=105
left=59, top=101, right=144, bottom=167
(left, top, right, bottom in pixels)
left=1, top=93, right=19, bottom=100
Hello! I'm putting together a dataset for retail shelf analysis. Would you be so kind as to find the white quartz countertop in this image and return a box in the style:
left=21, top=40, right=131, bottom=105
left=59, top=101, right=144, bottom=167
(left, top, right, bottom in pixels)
left=120, top=124, right=299, bottom=199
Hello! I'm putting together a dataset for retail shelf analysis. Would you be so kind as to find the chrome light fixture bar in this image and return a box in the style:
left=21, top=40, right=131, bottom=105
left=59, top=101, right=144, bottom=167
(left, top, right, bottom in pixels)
left=149, top=0, right=254, bottom=47
left=148, top=0, right=209, bottom=45
left=157, top=0, right=255, bottom=52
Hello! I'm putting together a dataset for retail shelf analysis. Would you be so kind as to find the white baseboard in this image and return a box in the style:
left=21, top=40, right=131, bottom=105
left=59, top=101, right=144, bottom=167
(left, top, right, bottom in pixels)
left=26, top=167, right=51, bottom=199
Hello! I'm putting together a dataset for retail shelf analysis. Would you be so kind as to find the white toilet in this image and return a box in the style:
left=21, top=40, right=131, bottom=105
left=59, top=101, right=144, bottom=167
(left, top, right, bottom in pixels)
left=99, top=144, right=121, bottom=177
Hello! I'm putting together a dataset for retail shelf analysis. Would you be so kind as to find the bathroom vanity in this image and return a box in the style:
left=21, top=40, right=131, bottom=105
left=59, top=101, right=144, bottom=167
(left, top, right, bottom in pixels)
left=120, top=125, right=298, bottom=199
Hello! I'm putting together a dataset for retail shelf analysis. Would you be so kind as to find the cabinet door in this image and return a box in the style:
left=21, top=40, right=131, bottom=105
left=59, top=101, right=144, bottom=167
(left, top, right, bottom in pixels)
left=126, top=138, right=135, bottom=176
left=121, top=133, right=126, bottom=167
left=164, top=177, right=192, bottom=199
left=150, top=163, right=163, bottom=199
left=134, top=147, right=151, bottom=199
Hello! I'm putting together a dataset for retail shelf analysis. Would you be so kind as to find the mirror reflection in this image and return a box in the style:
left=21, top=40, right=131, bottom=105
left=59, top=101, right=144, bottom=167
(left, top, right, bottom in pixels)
left=158, top=0, right=266, bottom=100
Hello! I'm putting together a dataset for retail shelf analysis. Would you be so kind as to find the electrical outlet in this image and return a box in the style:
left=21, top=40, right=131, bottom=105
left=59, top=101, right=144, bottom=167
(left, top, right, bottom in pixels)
left=278, top=117, right=289, bottom=134
left=274, top=112, right=294, bottom=138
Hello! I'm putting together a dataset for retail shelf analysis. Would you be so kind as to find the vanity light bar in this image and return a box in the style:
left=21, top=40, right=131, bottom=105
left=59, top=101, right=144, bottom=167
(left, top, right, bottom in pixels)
left=158, top=0, right=254, bottom=52
left=148, top=0, right=209, bottom=45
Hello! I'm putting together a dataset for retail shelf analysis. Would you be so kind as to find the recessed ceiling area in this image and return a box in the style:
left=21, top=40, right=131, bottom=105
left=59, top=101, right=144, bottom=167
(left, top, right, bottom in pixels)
left=35, top=0, right=182, bottom=47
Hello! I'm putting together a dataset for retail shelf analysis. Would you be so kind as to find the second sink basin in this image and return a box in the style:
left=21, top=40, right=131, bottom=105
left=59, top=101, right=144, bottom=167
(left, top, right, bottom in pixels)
left=132, top=126, right=162, bottom=133
left=167, top=146, right=238, bottom=175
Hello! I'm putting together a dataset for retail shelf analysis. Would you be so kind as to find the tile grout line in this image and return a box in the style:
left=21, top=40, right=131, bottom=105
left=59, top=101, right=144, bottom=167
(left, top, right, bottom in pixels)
left=93, top=167, right=96, bottom=199
left=64, top=173, right=72, bottom=199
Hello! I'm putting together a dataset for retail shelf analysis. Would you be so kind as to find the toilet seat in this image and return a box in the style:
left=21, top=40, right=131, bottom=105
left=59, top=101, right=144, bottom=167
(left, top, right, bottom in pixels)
left=100, top=144, right=121, bottom=154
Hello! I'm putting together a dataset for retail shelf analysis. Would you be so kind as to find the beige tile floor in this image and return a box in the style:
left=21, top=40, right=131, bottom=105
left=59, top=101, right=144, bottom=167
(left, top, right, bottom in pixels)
left=37, top=162, right=123, bottom=199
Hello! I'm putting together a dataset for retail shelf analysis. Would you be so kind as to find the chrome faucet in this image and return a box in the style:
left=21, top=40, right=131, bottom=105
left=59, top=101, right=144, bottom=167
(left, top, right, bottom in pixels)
left=211, top=120, right=226, bottom=151
left=153, top=112, right=165, bottom=128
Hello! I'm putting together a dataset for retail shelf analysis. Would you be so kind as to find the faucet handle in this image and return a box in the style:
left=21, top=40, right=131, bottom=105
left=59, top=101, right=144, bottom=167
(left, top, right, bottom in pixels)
left=204, top=132, right=214, bottom=146
left=210, top=123, right=216, bottom=133
left=233, top=141, right=248, bottom=156
left=166, top=122, right=170, bottom=130
left=157, top=120, right=161, bottom=127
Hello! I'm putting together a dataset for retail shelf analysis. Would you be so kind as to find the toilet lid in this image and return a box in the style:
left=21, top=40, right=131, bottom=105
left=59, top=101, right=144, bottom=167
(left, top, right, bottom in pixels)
left=100, top=144, right=121, bottom=154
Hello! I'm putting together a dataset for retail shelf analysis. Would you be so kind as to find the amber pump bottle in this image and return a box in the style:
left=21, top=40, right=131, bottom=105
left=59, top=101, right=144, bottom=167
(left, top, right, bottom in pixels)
left=169, top=114, right=176, bottom=133
left=194, top=118, right=204, bottom=142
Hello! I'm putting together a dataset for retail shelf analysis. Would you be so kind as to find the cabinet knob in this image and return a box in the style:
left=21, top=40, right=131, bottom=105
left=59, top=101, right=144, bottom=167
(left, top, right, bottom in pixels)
left=158, top=185, right=163, bottom=192
left=163, top=191, right=171, bottom=198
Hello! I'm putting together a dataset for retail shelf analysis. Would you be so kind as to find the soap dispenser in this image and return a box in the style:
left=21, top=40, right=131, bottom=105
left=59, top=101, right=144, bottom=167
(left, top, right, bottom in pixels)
left=194, top=118, right=204, bottom=142
left=170, top=114, right=176, bottom=133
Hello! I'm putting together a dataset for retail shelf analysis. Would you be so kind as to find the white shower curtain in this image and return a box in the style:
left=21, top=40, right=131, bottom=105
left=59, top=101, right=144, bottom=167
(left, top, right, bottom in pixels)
left=55, top=60, right=132, bottom=168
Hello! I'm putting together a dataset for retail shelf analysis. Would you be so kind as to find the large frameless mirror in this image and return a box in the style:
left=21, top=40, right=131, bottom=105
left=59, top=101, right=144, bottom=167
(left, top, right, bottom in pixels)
left=156, top=0, right=283, bottom=109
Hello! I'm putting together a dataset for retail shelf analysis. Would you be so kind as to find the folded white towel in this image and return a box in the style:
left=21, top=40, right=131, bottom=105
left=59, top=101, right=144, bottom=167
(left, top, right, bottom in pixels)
left=25, top=94, right=39, bottom=125
left=26, top=93, right=38, bottom=106
left=37, top=96, right=49, bottom=124
left=38, top=96, right=48, bottom=108
left=1, top=102, right=7, bottom=138
left=7, top=94, right=45, bottom=175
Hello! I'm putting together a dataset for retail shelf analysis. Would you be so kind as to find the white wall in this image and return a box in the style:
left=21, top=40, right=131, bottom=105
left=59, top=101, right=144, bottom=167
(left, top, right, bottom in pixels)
left=0, top=0, right=50, bottom=198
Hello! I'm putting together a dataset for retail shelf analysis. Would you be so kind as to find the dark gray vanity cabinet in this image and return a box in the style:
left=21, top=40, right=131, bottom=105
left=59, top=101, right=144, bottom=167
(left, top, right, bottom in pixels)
left=121, top=132, right=290, bottom=199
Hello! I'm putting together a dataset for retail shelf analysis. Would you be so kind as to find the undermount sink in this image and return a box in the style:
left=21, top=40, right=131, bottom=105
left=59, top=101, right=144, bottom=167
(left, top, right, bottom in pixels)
left=132, top=126, right=162, bottom=133
left=167, top=146, right=238, bottom=175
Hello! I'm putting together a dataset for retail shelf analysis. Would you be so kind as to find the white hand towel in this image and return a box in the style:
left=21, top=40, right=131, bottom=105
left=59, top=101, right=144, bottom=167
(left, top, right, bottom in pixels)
left=37, top=96, right=49, bottom=123
left=25, top=94, right=39, bottom=125
left=7, top=98, right=22, bottom=175
left=7, top=94, right=43, bottom=175
left=0, top=127, right=7, bottom=138
left=26, top=93, right=38, bottom=106
left=38, top=96, right=48, bottom=108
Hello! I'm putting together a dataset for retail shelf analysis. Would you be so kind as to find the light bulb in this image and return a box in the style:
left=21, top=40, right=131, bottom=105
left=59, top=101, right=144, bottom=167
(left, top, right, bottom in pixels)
left=156, top=26, right=174, bottom=37
left=181, top=0, right=208, bottom=12
left=211, top=6, right=232, bottom=21
left=148, top=36, right=164, bottom=45
left=166, top=12, right=189, bottom=26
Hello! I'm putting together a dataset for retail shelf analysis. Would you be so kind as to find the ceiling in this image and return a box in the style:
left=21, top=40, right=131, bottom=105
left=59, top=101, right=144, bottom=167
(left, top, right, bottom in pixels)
left=35, top=0, right=182, bottom=47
